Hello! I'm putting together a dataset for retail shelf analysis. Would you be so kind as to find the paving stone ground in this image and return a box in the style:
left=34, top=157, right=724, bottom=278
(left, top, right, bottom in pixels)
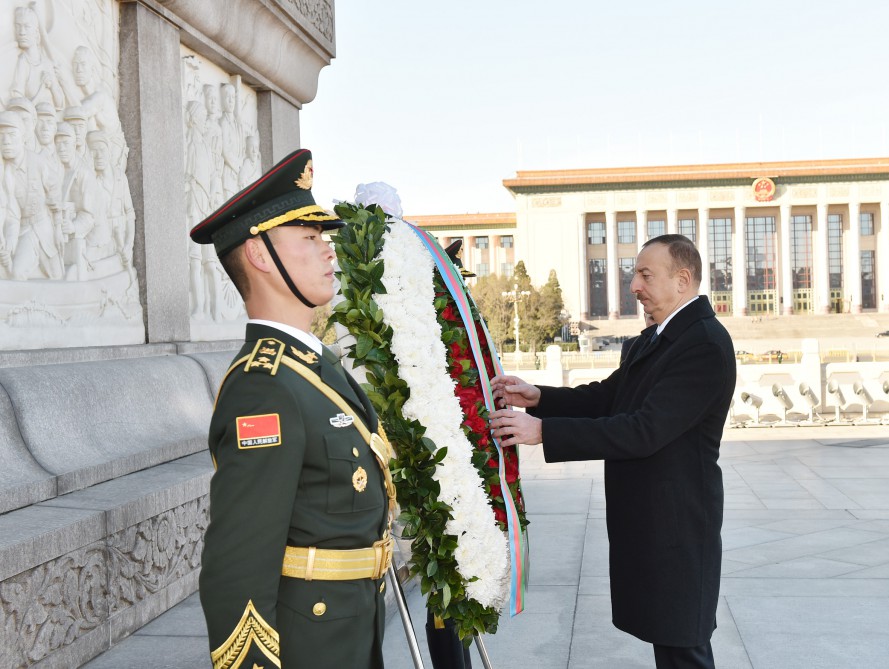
left=85, top=424, right=889, bottom=669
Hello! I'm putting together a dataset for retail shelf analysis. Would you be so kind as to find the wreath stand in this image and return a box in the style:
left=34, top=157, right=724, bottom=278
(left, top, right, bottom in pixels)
left=388, top=565, right=495, bottom=669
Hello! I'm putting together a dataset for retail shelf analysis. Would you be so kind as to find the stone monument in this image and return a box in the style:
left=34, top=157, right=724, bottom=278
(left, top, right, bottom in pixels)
left=0, top=1, right=336, bottom=666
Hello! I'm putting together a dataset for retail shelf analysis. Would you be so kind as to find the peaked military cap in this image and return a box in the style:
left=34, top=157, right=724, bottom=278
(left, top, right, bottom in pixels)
left=190, top=148, right=343, bottom=256
left=445, top=239, right=476, bottom=278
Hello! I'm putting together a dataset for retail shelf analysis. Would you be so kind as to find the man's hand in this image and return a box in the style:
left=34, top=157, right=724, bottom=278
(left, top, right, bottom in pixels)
left=490, top=374, right=541, bottom=409
left=490, top=409, right=542, bottom=446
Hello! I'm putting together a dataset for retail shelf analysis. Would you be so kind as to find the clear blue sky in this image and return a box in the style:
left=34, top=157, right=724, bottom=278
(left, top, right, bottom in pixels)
left=301, top=1, right=889, bottom=216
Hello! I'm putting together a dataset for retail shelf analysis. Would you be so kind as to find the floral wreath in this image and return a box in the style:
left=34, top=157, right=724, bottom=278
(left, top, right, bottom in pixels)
left=330, top=186, right=528, bottom=639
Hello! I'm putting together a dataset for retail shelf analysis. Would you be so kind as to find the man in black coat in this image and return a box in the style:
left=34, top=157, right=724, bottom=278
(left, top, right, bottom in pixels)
left=490, top=235, right=735, bottom=669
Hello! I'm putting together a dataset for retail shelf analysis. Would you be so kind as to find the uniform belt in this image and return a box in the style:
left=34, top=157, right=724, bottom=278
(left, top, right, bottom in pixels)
left=282, top=537, right=393, bottom=581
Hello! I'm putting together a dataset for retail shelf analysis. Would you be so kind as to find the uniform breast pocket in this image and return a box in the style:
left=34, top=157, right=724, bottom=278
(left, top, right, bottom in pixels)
left=324, top=433, right=385, bottom=514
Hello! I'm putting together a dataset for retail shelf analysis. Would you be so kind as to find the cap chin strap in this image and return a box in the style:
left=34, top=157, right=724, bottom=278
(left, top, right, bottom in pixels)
left=259, top=231, right=317, bottom=309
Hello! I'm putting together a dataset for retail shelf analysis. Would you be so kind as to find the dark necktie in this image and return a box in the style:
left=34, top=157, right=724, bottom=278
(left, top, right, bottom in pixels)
left=640, top=331, right=659, bottom=355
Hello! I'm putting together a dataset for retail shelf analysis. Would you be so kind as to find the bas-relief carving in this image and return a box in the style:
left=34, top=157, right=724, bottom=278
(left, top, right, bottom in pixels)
left=531, top=195, right=561, bottom=208
left=791, top=186, right=818, bottom=199
left=0, top=0, right=141, bottom=349
left=616, top=193, right=637, bottom=207
left=0, top=497, right=207, bottom=666
left=0, top=545, right=107, bottom=667
left=278, top=0, right=335, bottom=42
left=708, top=189, right=735, bottom=203
left=181, top=50, right=259, bottom=333
left=584, top=194, right=606, bottom=208
left=860, top=183, right=882, bottom=200
left=828, top=184, right=850, bottom=198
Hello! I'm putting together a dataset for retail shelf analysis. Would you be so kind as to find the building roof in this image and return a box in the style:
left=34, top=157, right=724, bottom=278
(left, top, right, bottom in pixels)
left=407, top=212, right=516, bottom=230
left=503, top=157, right=889, bottom=192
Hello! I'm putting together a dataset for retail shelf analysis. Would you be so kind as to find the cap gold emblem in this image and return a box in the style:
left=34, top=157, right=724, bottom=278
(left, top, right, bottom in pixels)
left=294, top=159, right=313, bottom=189
left=352, top=466, right=368, bottom=492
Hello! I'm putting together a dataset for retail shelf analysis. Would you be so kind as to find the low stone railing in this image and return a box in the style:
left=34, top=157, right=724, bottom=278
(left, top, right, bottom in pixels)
left=0, top=343, right=237, bottom=668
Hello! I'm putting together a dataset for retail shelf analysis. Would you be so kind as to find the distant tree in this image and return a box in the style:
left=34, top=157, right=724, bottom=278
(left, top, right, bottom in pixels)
left=512, top=261, right=532, bottom=293
left=518, top=269, right=565, bottom=354
left=471, top=274, right=514, bottom=353
left=539, top=269, right=566, bottom=341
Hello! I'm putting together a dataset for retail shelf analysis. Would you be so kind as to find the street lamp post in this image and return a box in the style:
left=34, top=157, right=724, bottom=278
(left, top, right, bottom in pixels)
left=502, top=282, right=530, bottom=360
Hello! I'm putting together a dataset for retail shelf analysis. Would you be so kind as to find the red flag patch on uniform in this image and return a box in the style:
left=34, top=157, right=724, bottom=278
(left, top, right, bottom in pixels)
left=236, top=413, right=282, bottom=449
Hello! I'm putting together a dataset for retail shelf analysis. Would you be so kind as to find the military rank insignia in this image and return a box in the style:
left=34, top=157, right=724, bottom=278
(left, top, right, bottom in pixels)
left=290, top=346, right=318, bottom=365
left=244, top=338, right=284, bottom=375
left=236, top=414, right=282, bottom=449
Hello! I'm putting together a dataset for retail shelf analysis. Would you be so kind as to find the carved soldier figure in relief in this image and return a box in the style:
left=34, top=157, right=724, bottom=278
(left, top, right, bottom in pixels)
left=6, top=97, right=38, bottom=151
left=201, top=84, right=224, bottom=208
left=10, top=4, right=65, bottom=110
left=185, top=100, right=216, bottom=318
left=62, top=106, right=92, bottom=169
left=87, top=130, right=133, bottom=268
left=34, top=102, right=60, bottom=173
left=0, top=111, right=62, bottom=280
left=219, top=83, right=243, bottom=199
left=55, top=121, right=100, bottom=280
left=238, top=134, right=261, bottom=189
left=71, top=46, right=128, bottom=171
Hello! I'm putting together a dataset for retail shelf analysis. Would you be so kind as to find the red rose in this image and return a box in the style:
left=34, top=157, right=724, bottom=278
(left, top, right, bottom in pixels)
left=442, top=303, right=461, bottom=322
left=504, top=449, right=520, bottom=481
left=462, top=403, right=486, bottom=435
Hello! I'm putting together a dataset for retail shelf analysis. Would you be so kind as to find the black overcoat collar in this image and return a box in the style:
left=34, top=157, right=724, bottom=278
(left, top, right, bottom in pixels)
left=631, top=296, right=716, bottom=364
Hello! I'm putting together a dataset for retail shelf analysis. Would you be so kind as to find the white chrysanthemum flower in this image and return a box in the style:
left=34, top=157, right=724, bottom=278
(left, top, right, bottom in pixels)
left=372, top=218, right=510, bottom=610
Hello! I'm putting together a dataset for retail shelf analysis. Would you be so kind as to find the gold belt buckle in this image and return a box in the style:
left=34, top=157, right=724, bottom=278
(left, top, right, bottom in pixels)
left=371, top=537, right=394, bottom=579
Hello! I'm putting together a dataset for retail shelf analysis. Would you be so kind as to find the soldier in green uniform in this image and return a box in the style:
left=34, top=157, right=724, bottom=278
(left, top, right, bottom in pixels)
left=190, top=149, right=395, bottom=669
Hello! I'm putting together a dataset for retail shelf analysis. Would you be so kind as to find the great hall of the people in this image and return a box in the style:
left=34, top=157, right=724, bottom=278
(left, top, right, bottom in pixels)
left=412, top=158, right=889, bottom=325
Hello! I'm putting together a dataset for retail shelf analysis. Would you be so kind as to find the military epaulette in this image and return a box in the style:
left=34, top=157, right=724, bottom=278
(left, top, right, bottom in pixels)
left=243, top=338, right=285, bottom=375
left=287, top=344, right=319, bottom=367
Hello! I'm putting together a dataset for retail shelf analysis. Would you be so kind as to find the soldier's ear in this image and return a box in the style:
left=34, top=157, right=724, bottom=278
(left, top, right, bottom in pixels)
left=243, top=237, right=273, bottom=274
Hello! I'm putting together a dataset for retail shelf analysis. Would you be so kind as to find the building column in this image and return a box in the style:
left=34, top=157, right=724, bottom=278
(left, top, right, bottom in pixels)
left=119, top=2, right=189, bottom=342
left=880, top=202, right=889, bottom=312
left=667, top=208, right=678, bottom=235
left=697, top=207, right=710, bottom=295
left=578, top=216, right=589, bottom=320
left=636, top=210, right=647, bottom=317
left=814, top=200, right=831, bottom=314
left=257, top=91, right=301, bottom=170
left=636, top=210, right=647, bottom=247
left=847, top=200, right=862, bottom=313
left=779, top=202, right=793, bottom=315
left=493, top=235, right=503, bottom=276
left=606, top=210, right=619, bottom=320
left=732, top=205, right=747, bottom=316
left=465, top=236, right=476, bottom=275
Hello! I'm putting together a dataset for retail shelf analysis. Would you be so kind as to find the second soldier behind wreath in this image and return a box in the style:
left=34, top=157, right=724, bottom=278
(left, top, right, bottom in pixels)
left=190, top=149, right=395, bottom=669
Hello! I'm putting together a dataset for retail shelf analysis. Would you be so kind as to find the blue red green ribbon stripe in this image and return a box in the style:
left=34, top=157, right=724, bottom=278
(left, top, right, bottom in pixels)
left=406, top=222, right=526, bottom=616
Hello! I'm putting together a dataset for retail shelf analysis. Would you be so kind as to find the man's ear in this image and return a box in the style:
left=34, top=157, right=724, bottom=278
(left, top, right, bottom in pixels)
left=243, top=237, right=272, bottom=273
left=676, top=266, right=692, bottom=291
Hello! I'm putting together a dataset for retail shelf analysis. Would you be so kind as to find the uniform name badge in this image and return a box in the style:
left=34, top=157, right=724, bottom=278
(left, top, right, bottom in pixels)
left=236, top=413, right=282, bottom=449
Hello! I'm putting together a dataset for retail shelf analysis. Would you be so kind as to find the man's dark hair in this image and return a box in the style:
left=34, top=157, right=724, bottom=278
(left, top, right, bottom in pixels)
left=642, top=234, right=702, bottom=285
left=218, top=246, right=250, bottom=300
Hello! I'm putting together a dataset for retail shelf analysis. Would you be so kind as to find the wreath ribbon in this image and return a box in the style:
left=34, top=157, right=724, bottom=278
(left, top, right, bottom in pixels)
left=406, top=222, right=527, bottom=616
